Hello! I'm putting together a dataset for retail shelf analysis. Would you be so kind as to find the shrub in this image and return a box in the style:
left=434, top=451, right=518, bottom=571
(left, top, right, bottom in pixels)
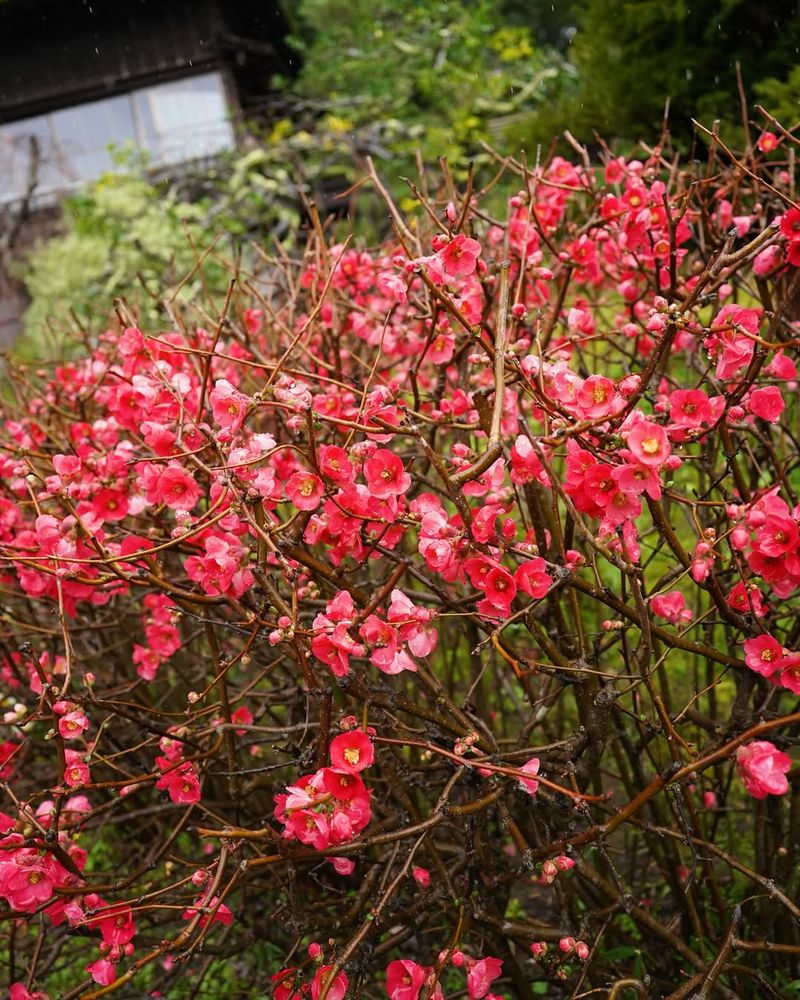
left=1, top=124, right=799, bottom=999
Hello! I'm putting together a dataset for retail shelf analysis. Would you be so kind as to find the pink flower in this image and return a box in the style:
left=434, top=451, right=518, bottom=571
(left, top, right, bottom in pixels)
left=311, top=965, right=348, bottom=1000
left=576, top=375, right=618, bottom=418
left=329, top=731, right=374, bottom=773
left=744, top=634, right=784, bottom=677
left=90, top=488, right=130, bottom=523
left=387, top=589, right=438, bottom=657
left=427, top=332, right=455, bottom=364
left=182, top=894, right=233, bottom=928
left=63, top=750, right=90, bottom=787
left=650, top=591, right=693, bottom=625
left=327, top=856, right=355, bottom=875
left=243, top=307, right=263, bottom=335
left=483, top=566, right=517, bottom=617
left=411, top=866, right=431, bottom=889
left=748, top=385, right=784, bottom=422
left=319, top=445, right=356, bottom=486
left=155, top=761, right=201, bottom=804
left=209, top=378, right=249, bottom=435
left=10, top=984, right=49, bottom=1000
left=514, top=558, right=552, bottom=599
left=386, top=959, right=427, bottom=1000
left=757, top=131, right=779, bottom=153
left=669, top=388, right=711, bottom=429
left=58, top=710, right=89, bottom=740
left=148, top=463, right=202, bottom=510
left=285, top=471, right=324, bottom=511
left=509, top=435, right=545, bottom=485
left=86, top=958, right=117, bottom=986
left=440, top=235, right=482, bottom=277
left=541, top=859, right=558, bottom=884
left=736, top=741, right=791, bottom=798
left=466, top=957, right=503, bottom=999
left=364, top=449, right=411, bottom=498
left=779, top=207, right=800, bottom=243
left=272, top=968, right=303, bottom=1000
left=625, top=419, right=670, bottom=467
left=517, top=757, right=540, bottom=796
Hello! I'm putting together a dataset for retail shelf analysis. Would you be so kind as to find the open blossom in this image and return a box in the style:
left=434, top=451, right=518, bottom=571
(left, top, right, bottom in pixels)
left=64, top=750, right=90, bottom=787
left=735, top=741, right=791, bottom=798
left=440, top=235, right=482, bottom=277
left=387, top=589, right=438, bottom=656
left=514, top=558, right=552, bottom=599
left=669, top=388, right=711, bottom=429
left=466, top=957, right=503, bottom=999
left=385, top=959, right=438, bottom=1000
left=285, top=470, right=324, bottom=511
left=757, top=131, right=779, bottom=153
left=144, top=462, right=202, bottom=510
left=209, top=378, right=249, bottom=435
left=748, top=385, right=784, bottom=422
left=743, top=634, right=784, bottom=677
left=329, top=731, right=374, bottom=773
left=364, top=449, right=411, bottom=498
left=155, top=760, right=201, bottom=804
left=625, top=418, right=670, bottom=467
left=311, top=966, right=348, bottom=1000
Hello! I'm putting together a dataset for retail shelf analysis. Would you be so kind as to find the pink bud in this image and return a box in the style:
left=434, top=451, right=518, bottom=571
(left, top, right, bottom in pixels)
left=412, top=866, right=431, bottom=889
left=530, top=941, right=548, bottom=959
left=575, top=941, right=590, bottom=961
left=558, top=937, right=576, bottom=954
left=541, top=860, right=558, bottom=884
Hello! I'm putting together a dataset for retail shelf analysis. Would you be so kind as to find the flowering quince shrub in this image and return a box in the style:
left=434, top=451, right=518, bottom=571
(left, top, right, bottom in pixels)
left=1, top=122, right=800, bottom=999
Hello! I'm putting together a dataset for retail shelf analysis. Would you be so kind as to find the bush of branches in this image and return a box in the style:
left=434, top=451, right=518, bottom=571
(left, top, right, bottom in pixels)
left=2, top=121, right=800, bottom=1000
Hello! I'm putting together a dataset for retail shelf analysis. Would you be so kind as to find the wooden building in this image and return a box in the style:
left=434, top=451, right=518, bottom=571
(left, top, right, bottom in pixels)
left=0, top=0, right=294, bottom=341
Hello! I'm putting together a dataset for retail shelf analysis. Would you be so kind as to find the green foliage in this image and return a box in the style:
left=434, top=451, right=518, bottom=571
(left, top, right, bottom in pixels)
left=21, top=172, right=211, bottom=353
left=286, top=0, right=571, bottom=180
left=521, top=0, right=800, bottom=147
left=755, top=65, right=800, bottom=125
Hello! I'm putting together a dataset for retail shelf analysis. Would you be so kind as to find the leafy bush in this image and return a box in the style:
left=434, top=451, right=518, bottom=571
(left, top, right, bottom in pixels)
left=2, top=125, right=800, bottom=999
left=287, top=0, right=572, bottom=178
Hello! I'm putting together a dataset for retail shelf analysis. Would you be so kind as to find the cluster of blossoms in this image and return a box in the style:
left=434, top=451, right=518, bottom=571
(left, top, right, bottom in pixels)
left=310, top=588, right=437, bottom=677
left=273, top=948, right=504, bottom=1000
left=274, top=728, right=374, bottom=859
left=0, top=800, right=136, bottom=987
left=2, top=141, right=800, bottom=997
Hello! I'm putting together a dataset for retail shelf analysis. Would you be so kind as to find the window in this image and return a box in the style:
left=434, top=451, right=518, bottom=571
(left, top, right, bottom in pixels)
left=0, top=71, right=235, bottom=205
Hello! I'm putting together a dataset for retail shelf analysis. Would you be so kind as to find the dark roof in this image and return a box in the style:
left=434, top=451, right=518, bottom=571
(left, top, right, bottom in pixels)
left=0, top=0, right=294, bottom=124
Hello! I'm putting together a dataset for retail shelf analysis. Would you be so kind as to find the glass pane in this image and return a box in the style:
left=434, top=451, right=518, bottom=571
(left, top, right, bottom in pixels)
left=0, top=115, right=61, bottom=202
left=50, top=94, right=136, bottom=184
left=0, top=70, right=233, bottom=204
left=133, top=71, right=234, bottom=166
